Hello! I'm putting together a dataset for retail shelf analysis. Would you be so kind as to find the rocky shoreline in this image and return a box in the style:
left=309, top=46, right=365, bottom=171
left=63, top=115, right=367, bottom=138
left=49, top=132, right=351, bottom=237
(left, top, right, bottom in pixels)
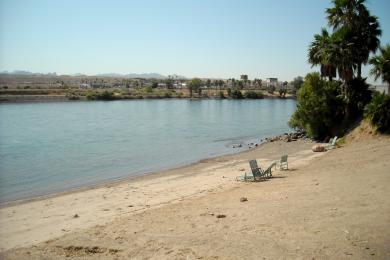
left=233, top=132, right=311, bottom=149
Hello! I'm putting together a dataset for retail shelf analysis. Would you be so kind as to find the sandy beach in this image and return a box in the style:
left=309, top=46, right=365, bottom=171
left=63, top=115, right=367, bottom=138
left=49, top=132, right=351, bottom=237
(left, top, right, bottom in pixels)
left=1, top=133, right=390, bottom=259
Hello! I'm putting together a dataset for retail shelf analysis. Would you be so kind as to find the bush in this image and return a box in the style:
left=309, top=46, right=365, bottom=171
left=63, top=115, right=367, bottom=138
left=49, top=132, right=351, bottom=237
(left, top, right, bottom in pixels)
left=227, top=88, right=232, bottom=97
left=289, top=73, right=345, bottom=139
left=87, top=91, right=117, bottom=101
left=278, top=88, right=287, bottom=97
left=244, top=91, right=264, bottom=99
left=365, top=92, right=390, bottom=133
left=267, top=85, right=276, bottom=94
left=218, top=91, right=226, bottom=99
left=230, top=89, right=243, bottom=99
left=145, top=86, right=153, bottom=93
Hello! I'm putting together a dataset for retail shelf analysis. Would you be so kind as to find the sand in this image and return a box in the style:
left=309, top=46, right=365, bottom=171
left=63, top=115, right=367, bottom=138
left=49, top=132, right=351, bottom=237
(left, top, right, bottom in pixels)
left=1, top=136, right=390, bottom=259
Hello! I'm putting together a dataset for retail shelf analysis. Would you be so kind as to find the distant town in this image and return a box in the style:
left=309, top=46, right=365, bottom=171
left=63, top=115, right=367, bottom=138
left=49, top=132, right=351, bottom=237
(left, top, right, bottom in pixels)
left=0, top=71, right=386, bottom=102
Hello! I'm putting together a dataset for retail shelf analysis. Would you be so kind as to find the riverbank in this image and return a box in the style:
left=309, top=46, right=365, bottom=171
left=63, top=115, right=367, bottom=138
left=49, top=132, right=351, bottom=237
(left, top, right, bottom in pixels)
left=0, top=88, right=295, bottom=103
left=2, top=134, right=390, bottom=259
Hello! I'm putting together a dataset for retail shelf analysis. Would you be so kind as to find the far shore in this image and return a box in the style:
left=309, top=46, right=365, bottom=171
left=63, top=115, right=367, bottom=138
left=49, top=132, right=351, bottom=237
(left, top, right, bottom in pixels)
left=0, top=87, right=296, bottom=103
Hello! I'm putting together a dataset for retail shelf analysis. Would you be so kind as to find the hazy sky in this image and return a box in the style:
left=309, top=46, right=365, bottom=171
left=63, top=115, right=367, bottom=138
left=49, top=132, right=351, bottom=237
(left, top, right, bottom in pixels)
left=1, top=0, right=389, bottom=82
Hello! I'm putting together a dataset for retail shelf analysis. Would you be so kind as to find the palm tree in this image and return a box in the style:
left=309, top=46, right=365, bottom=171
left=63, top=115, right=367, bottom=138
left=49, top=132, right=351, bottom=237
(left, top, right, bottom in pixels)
left=369, top=44, right=390, bottom=96
left=326, top=0, right=381, bottom=78
left=308, top=28, right=336, bottom=81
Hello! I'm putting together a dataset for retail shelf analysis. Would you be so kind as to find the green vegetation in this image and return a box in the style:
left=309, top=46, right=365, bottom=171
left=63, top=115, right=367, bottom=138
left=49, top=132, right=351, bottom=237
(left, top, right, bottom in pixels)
left=267, top=85, right=275, bottom=94
left=278, top=88, right=287, bottom=98
left=145, top=86, right=153, bottom=93
left=365, top=92, right=390, bottom=133
left=369, top=44, right=390, bottom=96
left=188, top=78, right=202, bottom=98
left=244, top=91, right=264, bottom=99
left=292, top=76, right=304, bottom=94
left=87, top=90, right=117, bottom=101
left=227, top=88, right=232, bottom=97
left=218, top=91, right=226, bottom=99
left=291, top=0, right=389, bottom=139
left=289, top=73, right=345, bottom=139
left=230, top=89, right=243, bottom=99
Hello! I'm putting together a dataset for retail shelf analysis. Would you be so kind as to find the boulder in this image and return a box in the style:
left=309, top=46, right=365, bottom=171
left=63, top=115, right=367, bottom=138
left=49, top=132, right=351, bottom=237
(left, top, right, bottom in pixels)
left=312, top=145, right=325, bottom=152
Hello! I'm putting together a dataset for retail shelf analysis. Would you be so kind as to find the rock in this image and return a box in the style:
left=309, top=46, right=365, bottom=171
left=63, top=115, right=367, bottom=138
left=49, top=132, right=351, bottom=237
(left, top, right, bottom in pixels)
left=209, top=213, right=214, bottom=216
left=216, top=214, right=226, bottom=218
left=239, top=168, right=245, bottom=171
left=312, top=145, right=325, bottom=152
left=240, top=197, right=248, bottom=202
left=255, top=143, right=258, bottom=147
left=238, top=144, right=242, bottom=147
left=73, top=214, right=79, bottom=218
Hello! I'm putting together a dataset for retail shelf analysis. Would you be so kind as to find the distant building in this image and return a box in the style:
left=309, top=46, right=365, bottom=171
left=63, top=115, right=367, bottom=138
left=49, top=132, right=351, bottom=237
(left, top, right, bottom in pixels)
left=79, top=83, right=90, bottom=88
left=266, top=78, right=278, bottom=83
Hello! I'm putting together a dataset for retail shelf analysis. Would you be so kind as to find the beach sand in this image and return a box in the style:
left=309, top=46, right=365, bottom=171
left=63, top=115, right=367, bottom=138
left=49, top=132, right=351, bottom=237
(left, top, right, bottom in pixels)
left=1, top=136, right=390, bottom=259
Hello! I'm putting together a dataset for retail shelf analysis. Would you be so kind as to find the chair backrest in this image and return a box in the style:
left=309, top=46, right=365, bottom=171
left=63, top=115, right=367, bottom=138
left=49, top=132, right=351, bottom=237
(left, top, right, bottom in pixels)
left=331, top=136, right=338, bottom=146
left=281, top=155, right=288, bottom=163
left=265, top=162, right=276, bottom=173
left=249, top=160, right=261, bottom=177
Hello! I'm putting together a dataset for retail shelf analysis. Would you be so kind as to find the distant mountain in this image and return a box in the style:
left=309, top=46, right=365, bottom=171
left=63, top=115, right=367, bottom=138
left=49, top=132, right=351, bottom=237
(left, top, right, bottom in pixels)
left=0, top=70, right=187, bottom=79
left=94, top=73, right=168, bottom=79
left=1, top=70, right=57, bottom=76
left=71, top=73, right=87, bottom=77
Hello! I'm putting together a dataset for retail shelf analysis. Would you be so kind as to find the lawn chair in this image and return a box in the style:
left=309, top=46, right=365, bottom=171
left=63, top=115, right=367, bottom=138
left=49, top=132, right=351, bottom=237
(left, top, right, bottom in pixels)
left=236, top=160, right=275, bottom=181
left=277, top=155, right=288, bottom=170
left=326, top=136, right=338, bottom=150
left=263, top=162, right=276, bottom=178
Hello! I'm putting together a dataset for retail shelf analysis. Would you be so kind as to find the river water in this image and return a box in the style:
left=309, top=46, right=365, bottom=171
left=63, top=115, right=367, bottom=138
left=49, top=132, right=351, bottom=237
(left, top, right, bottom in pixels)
left=0, top=99, right=296, bottom=202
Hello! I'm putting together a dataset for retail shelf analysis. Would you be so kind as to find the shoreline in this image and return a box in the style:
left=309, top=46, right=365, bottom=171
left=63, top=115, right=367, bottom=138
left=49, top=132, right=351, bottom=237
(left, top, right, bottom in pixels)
left=0, top=138, right=318, bottom=251
left=0, top=131, right=307, bottom=207
left=0, top=94, right=296, bottom=103
left=2, top=136, right=389, bottom=258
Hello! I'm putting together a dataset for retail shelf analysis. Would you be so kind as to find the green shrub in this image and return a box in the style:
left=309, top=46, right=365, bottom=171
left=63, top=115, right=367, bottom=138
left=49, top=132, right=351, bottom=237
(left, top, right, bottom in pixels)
left=227, top=88, right=232, bottom=97
left=218, top=91, right=226, bottom=99
left=289, top=72, right=345, bottom=139
left=230, top=90, right=243, bottom=99
left=244, top=91, right=264, bottom=99
left=87, top=91, right=117, bottom=101
left=267, top=85, right=275, bottom=94
left=278, top=88, right=287, bottom=97
left=86, top=92, right=96, bottom=100
left=145, top=86, right=153, bottom=93
left=365, top=92, right=390, bottom=133
left=98, top=91, right=116, bottom=100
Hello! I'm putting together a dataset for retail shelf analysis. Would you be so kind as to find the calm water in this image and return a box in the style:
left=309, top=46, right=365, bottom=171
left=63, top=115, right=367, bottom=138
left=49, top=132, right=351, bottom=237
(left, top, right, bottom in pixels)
left=0, top=99, right=296, bottom=202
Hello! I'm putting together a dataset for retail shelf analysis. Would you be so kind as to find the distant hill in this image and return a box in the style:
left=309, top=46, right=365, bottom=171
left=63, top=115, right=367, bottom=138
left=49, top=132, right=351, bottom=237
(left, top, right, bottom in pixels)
left=94, top=73, right=167, bottom=79
left=1, top=70, right=57, bottom=76
left=1, top=71, right=186, bottom=79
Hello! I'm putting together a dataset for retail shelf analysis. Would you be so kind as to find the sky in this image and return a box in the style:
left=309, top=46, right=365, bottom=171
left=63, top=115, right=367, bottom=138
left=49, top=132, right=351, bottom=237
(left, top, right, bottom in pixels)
left=0, top=0, right=390, bottom=82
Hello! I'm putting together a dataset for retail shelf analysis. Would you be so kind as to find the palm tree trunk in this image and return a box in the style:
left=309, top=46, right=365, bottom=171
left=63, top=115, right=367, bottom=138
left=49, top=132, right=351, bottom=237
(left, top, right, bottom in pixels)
left=357, top=64, right=362, bottom=79
left=388, top=82, right=390, bottom=97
